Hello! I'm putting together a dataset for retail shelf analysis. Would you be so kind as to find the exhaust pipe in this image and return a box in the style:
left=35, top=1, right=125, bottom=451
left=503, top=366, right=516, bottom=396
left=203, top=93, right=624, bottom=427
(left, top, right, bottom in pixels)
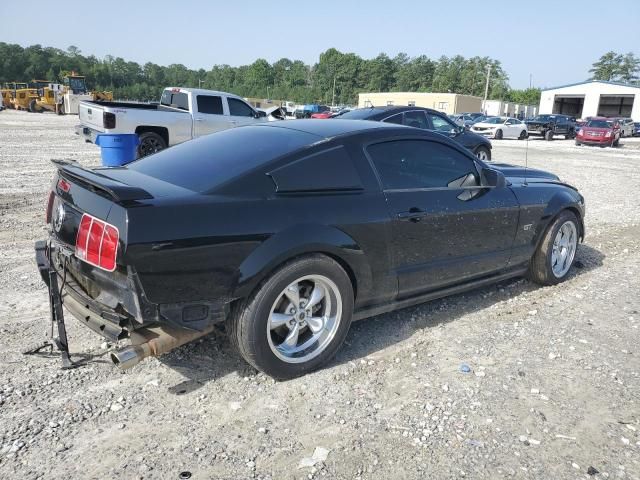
left=110, top=324, right=214, bottom=370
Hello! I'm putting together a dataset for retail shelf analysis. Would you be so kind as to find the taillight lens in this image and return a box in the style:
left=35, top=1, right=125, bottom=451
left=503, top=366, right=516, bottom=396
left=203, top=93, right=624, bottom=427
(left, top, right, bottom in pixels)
left=57, top=178, right=71, bottom=193
left=75, top=213, right=119, bottom=272
left=45, top=191, right=55, bottom=223
left=103, top=112, right=116, bottom=129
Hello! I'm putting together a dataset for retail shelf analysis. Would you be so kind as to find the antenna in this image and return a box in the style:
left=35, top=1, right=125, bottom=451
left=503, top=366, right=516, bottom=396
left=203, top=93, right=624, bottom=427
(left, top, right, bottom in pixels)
left=524, top=133, right=529, bottom=186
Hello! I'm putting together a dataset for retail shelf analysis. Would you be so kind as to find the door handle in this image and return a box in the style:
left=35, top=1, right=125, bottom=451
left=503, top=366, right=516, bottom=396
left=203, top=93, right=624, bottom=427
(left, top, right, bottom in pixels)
left=397, top=207, right=426, bottom=223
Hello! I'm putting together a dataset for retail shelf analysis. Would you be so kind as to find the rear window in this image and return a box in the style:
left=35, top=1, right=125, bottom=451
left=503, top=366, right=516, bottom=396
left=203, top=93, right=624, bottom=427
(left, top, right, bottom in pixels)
left=160, top=90, right=189, bottom=110
left=127, top=126, right=318, bottom=192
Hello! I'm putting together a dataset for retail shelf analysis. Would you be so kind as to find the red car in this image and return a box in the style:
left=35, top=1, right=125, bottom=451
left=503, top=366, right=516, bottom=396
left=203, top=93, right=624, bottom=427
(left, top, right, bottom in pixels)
left=575, top=117, right=620, bottom=147
left=310, top=111, right=334, bottom=119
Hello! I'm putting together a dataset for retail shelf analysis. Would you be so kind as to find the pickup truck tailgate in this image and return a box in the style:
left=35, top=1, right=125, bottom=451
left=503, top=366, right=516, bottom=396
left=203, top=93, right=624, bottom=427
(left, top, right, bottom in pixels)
left=79, top=102, right=105, bottom=132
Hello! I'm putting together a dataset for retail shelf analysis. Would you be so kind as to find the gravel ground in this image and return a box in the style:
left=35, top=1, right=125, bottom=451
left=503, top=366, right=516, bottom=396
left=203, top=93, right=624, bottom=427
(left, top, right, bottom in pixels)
left=0, top=109, right=638, bottom=480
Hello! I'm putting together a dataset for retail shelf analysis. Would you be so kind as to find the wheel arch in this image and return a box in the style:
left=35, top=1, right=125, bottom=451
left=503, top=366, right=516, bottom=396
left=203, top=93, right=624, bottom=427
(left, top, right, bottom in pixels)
left=233, top=224, right=371, bottom=306
left=135, top=125, right=169, bottom=145
left=535, top=192, right=585, bottom=249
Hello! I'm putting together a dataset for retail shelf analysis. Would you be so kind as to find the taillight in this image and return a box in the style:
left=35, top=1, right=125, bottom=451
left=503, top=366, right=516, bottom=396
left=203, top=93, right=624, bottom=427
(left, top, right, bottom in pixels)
left=75, top=213, right=119, bottom=272
left=45, top=191, right=55, bottom=223
left=103, top=112, right=116, bottom=129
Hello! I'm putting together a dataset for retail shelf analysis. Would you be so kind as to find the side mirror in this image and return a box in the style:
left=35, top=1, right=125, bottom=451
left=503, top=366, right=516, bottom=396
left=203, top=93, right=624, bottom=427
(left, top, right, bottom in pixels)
left=255, top=110, right=266, bottom=118
left=481, top=168, right=506, bottom=188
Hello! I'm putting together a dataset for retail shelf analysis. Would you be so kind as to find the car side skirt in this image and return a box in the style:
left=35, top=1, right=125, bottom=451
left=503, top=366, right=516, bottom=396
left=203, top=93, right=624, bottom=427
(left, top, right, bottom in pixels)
left=352, top=266, right=528, bottom=321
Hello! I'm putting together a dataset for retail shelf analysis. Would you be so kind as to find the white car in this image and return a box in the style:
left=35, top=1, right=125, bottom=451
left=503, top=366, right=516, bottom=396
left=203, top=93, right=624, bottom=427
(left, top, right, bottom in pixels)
left=471, top=116, right=528, bottom=140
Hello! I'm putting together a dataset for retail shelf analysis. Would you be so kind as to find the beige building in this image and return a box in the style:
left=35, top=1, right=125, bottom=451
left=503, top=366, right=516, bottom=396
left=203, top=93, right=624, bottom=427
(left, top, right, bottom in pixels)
left=357, top=92, right=482, bottom=114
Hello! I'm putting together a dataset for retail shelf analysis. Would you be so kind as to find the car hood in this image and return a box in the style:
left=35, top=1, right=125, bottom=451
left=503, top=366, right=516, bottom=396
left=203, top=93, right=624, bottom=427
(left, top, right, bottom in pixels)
left=581, top=127, right=610, bottom=133
left=472, top=122, right=499, bottom=128
left=490, top=163, right=560, bottom=183
left=525, top=120, right=550, bottom=126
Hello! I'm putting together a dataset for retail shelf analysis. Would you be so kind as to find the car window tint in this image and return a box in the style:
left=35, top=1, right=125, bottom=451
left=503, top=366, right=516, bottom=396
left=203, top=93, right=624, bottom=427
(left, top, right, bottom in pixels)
left=127, top=126, right=317, bottom=193
left=383, top=113, right=403, bottom=125
left=403, top=111, right=428, bottom=129
left=160, top=91, right=189, bottom=111
left=228, top=98, right=255, bottom=117
left=367, top=140, right=478, bottom=190
left=428, top=114, right=455, bottom=133
left=197, top=95, right=223, bottom=115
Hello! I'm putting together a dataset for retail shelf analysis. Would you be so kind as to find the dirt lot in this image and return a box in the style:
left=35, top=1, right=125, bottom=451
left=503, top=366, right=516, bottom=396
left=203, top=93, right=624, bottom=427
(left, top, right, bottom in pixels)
left=0, top=109, right=638, bottom=480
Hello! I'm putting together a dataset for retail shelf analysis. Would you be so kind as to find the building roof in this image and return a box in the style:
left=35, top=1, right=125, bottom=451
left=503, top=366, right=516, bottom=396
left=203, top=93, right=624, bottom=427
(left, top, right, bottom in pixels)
left=541, top=79, right=640, bottom=92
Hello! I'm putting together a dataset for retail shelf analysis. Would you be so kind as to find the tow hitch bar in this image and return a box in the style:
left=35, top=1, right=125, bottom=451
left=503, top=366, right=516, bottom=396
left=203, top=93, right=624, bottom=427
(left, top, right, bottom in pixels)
left=24, top=264, right=83, bottom=369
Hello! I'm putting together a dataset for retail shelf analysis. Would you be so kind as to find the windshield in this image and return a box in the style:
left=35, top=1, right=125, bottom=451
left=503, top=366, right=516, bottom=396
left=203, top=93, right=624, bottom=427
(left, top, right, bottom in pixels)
left=127, top=126, right=318, bottom=192
left=483, top=117, right=505, bottom=124
left=338, top=108, right=386, bottom=119
left=586, top=120, right=610, bottom=128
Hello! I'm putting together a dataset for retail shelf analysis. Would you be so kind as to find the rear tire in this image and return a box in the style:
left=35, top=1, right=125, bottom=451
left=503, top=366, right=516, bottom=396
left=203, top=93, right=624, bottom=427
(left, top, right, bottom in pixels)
left=528, top=210, right=579, bottom=286
left=228, top=254, right=354, bottom=380
left=138, top=132, right=167, bottom=157
left=518, top=130, right=528, bottom=140
left=544, top=130, right=554, bottom=141
left=28, top=99, right=38, bottom=113
left=575, top=141, right=582, bottom=146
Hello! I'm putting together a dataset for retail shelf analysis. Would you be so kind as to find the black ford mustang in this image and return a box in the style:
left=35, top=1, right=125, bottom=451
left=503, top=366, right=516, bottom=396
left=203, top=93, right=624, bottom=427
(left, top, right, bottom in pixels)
left=37, top=120, right=584, bottom=379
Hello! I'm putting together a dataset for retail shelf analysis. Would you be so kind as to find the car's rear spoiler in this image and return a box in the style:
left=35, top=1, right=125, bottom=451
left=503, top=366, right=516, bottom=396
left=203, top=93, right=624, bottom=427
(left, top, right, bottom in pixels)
left=52, top=159, right=153, bottom=203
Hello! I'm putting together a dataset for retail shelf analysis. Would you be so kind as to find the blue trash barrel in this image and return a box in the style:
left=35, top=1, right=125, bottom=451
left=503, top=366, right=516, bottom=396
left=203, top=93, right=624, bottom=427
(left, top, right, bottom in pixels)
left=95, top=134, right=140, bottom=167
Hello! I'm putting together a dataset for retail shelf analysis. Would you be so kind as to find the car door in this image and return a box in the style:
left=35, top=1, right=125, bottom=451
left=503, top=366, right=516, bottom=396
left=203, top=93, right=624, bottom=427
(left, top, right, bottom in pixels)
left=504, top=118, right=519, bottom=138
left=193, top=94, right=228, bottom=137
left=228, top=97, right=259, bottom=128
left=366, top=137, right=520, bottom=298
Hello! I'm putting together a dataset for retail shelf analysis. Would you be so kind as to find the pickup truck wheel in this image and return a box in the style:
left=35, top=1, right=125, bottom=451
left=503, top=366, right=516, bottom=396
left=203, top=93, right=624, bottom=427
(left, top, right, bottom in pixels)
left=528, top=210, right=579, bottom=286
left=544, top=130, right=554, bottom=141
left=474, top=145, right=491, bottom=161
left=138, top=132, right=167, bottom=157
left=229, top=254, right=354, bottom=380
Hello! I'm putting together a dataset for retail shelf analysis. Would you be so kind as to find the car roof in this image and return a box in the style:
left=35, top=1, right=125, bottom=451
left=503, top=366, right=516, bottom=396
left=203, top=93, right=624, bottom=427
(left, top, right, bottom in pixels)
left=254, top=118, right=410, bottom=139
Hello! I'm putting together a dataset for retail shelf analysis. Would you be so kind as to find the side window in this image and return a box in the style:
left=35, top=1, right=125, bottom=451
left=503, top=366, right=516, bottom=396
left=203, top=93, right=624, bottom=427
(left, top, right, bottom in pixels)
left=383, top=113, right=403, bottom=125
left=228, top=98, right=255, bottom=117
left=197, top=95, right=223, bottom=115
left=367, top=140, right=479, bottom=190
left=403, top=111, right=428, bottom=129
left=428, top=113, right=456, bottom=133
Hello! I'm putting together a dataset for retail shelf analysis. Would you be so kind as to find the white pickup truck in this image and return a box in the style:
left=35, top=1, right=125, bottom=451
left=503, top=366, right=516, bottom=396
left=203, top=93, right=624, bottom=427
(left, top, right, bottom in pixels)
left=76, top=87, right=269, bottom=156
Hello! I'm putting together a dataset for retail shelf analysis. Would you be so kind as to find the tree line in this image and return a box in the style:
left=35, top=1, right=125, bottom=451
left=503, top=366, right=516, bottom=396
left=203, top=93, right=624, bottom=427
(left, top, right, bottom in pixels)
left=4, top=41, right=586, bottom=106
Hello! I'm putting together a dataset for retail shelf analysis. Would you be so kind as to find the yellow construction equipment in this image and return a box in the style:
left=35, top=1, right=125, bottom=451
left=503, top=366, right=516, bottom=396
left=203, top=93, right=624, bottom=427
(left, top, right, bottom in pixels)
left=28, top=80, right=64, bottom=113
left=5, top=82, right=39, bottom=111
left=56, top=73, right=113, bottom=114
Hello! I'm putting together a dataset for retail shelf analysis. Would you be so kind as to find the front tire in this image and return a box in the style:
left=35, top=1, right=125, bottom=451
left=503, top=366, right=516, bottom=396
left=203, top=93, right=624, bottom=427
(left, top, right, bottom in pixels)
left=494, top=129, right=503, bottom=140
left=519, top=130, right=528, bottom=140
left=229, top=254, right=354, bottom=380
left=528, top=210, right=579, bottom=286
left=474, top=145, right=491, bottom=161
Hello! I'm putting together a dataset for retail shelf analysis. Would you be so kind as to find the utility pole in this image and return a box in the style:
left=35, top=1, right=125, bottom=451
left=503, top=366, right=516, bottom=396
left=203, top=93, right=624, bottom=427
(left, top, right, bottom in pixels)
left=529, top=73, right=533, bottom=89
left=483, top=64, right=492, bottom=102
left=332, top=76, right=336, bottom=106
left=198, top=79, right=204, bottom=88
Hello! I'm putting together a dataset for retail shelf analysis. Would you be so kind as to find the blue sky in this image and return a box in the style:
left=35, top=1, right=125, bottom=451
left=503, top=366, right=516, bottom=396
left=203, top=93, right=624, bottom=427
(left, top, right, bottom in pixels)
left=1, top=0, right=638, bottom=89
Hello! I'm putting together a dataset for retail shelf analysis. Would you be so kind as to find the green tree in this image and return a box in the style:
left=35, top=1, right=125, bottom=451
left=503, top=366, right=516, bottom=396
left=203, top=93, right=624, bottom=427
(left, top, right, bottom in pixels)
left=590, top=51, right=624, bottom=81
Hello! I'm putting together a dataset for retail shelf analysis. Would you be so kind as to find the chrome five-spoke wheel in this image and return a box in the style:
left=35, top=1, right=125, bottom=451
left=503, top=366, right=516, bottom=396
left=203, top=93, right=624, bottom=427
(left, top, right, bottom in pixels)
left=551, top=221, right=577, bottom=278
left=267, top=275, right=342, bottom=363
